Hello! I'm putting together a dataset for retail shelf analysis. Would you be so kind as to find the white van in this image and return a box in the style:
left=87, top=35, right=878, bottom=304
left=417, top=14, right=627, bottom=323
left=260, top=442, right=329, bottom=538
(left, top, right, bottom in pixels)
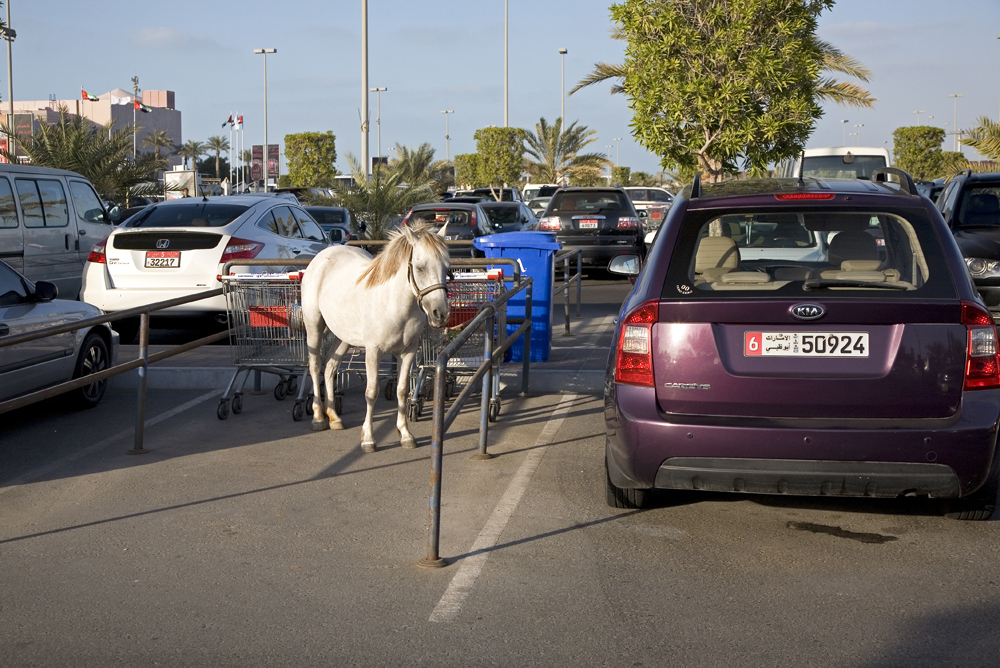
left=777, top=146, right=892, bottom=181
left=0, top=165, right=120, bottom=299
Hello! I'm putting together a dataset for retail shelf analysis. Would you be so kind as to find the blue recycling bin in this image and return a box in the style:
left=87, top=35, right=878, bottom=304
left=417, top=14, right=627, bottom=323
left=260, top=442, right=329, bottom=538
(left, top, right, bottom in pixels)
left=473, top=231, right=561, bottom=362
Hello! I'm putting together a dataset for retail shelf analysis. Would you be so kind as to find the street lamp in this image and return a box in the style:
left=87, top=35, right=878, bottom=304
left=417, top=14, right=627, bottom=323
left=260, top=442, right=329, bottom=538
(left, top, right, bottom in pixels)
left=503, top=0, right=508, bottom=127
left=558, top=47, right=567, bottom=124
left=949, top=94, right=964, bottom=151
left=849, top=132, right=858, bottom=147
left=854, top=124, right=864, bottom=146
left=613, top=137, right=622, bottom=167
left=912, top=110, right=925, bottom=126
left=441, top=110, right=454, bottom=162
left=1, top=1, right=14, bottom=145
left=253, top=48, right=276, bottom=191
left=840, top=119, right=849, bottom=146
left=361, top=0, right=369, bottom=180
left=370, top=87, right=386, bottom=170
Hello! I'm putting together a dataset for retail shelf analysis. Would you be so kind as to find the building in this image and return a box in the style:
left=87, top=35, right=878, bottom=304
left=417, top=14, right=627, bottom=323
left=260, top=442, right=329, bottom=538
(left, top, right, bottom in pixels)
left=6, top=89, right=182, bottom=168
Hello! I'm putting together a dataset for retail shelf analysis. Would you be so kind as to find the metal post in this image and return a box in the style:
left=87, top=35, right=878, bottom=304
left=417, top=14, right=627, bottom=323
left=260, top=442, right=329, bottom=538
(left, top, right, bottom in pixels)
left=575, top=249, right=581, bottom=318
left=370, top=87, right=386, bottom=170
left=263, top=54, right=268, bottom=190
left=361, top=0, right=370, bottom=180
left=474, top=310, right=495, bottom=460
left=418, top=358, right=448, bottom=568
left=131, top=75, right=139, bottom=159
left=558, top=48, right=567, bottom=124
left=5, top=0, right=12, bottom=147
left=520, top=281, right=532, bottom=397
left=441, top=110, right=453, bottom=162
left=130, top=313, right=150, bottom=455
left=841, top=120, right=849, bottom=147
left=950, top=94, right=964, bottom=152
left=562, top=255, right=571, bottom=337
left=503, top=0, right=508, bottom=127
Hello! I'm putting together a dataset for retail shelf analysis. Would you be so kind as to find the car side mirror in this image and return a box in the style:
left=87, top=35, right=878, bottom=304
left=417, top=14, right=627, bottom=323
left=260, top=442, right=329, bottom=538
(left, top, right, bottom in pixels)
left=108, top=206, right=122, bottom=223
left=638, top=209, right=649, bottom=218
left=608, top=254, right=641, bottom=277
left=34, top=280, right=58, bottom=302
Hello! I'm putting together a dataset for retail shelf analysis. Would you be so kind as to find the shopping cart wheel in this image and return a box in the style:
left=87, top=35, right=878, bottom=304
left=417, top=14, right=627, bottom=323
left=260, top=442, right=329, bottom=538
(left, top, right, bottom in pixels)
left=292, top=401, right=305, bottom=422
left=306, top=394, right=315, bottom=416
left=286, top=377, right=298, bottom=395
left=384, top=378, right=395, bottom=401
left=232, top=393, right=243, bottom=415
left=488, top=398, right=500, bottom=423
left=334, top=394, right=343, bottom=415
left=217, top=400, right=230, bottom=420
left=274, top=382, right=287, bottom=401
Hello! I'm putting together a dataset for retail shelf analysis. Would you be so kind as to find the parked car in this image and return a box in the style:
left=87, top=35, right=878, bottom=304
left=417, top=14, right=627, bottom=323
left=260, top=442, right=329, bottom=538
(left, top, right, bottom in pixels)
left=915, top=178, right=946, bottom=203
left=935, top=170, right=1000, bottom=317
left=605, top=169, right=1000, bottom=520
left=274, top=186, right=332, bottom=204
left=479, top=201, right=538, bottom=232
left=537, top=187, right=644, bottom=266
left=0, top=164, right=122, bottom=300
left=528, top=196, right=552, bottom=217
left=523, top=183, right=560, bottom=201
left=776, top=146, right=892, bottom=181
left=306, top=206, right=354, bottom=243
left=400, top=202, right=496, bottom=257
left=0, top=259, right=118, bottom=407
left=623, top=186, right=674, bottom=232
left=471, top=187, right=524, bottom=202
left=80, top=195, right=329, bottom=341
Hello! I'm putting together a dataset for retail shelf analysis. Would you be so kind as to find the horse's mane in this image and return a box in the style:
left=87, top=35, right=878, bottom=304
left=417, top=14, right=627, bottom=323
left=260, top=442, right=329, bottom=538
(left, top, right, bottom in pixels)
left=356, top=222, right=449, bottom=288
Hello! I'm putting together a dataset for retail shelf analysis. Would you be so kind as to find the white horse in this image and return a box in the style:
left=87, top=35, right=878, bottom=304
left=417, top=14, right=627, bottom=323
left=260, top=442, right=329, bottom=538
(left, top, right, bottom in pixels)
left=300, top=222, right=451, bottom=452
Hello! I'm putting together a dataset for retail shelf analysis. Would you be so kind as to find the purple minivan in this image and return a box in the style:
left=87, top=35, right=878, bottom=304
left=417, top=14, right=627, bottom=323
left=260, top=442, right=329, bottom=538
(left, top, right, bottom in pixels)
left=605, top=169, right=1000, bottom=520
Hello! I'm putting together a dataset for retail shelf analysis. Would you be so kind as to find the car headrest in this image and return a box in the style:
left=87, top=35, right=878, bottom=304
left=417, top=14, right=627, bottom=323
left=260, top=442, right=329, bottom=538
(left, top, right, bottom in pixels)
left=828, top=230, right=879, bottom=266
left=803, top=213, right=870, bottom=231
left=967, top=193, right=1000, bottom=215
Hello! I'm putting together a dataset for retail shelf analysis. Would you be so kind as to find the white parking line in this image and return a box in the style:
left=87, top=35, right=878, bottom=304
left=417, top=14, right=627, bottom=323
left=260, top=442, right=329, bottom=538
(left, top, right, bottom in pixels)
left=429, top=393, right=577, bottom=623
left=0, top=390, right=219, bottom=495
left=586, top=314, right=617, bottom=347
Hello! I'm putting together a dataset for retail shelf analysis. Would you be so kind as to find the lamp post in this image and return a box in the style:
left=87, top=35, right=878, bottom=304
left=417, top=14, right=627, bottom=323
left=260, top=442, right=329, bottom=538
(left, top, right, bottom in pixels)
left=840, top=119, right=849, bottom=146
left=854, top=124, right=864, bottom=146
left=613, top=137, right=622, bottom=166
left=361, top=0, right=369, bottom=179
left=441, top=110, right=454, bottom=162
left=912, top=110, right=925, bottom=126
left=503, top=0, right=508, bottom=127
left=370, top=87, right=386, bottom=171
left=949, top=94, right=964, bottom=151
left=558, top=47, right=567, bottom=124
left=849, top=132, right=858, bottom=146
left=1, top=1, right=14, bottom=149
left=253, top=48, right=276, bottom=191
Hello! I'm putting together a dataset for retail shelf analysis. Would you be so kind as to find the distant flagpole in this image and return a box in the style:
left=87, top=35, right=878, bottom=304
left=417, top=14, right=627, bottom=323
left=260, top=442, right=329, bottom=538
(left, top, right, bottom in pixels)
left=229, top=112, right=234, bottom=194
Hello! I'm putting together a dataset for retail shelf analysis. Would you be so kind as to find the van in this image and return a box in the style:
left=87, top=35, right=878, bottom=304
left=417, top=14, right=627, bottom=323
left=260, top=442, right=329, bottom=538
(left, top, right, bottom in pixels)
left=0, top=164, right=121, bottom=299
left=777, top=146, right=892, bottom=181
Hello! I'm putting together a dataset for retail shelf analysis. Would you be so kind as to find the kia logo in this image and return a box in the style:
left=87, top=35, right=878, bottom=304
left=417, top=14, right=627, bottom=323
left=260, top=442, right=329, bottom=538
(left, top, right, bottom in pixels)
left=791, top=303, right=825, bottom=320
left=156, top=239, right=170, bottom=249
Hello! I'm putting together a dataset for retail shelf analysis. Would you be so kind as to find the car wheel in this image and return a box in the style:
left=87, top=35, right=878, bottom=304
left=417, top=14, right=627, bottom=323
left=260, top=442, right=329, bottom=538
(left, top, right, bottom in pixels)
left=72, top=332, right=109, bottom=409
left=114, top=317, right=140, bottom=345
left=605, top=458, right=648, bottom=509
left=945, top=465, right=1000, bottom=521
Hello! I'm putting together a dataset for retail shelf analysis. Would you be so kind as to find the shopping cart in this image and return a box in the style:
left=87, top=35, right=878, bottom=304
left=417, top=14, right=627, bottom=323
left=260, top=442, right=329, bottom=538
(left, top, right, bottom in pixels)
left=408, top=270, right=506, bottom=422
left=218, top=271, right=308, bottom=420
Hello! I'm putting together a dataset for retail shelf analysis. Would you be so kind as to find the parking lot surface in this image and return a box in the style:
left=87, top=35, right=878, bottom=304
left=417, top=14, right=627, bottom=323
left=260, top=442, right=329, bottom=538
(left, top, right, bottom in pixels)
left=3, top=278, right=1000, bottom=666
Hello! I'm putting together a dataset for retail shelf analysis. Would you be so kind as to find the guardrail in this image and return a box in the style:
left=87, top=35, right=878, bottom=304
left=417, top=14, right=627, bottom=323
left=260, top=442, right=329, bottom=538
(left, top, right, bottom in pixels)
left=554, top=247, right=582, bottom=336
left=0, top=290, right=230, bottom=454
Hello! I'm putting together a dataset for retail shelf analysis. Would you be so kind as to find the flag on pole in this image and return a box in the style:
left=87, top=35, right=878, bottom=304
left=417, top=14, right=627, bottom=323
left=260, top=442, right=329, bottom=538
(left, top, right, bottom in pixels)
left=81, top=90, right=99, bottom=102
left=222, top=114, right=233, bottom=128
left=134, top=100, right=152, bottom=113
left=237, top=114, right=243, bottom=127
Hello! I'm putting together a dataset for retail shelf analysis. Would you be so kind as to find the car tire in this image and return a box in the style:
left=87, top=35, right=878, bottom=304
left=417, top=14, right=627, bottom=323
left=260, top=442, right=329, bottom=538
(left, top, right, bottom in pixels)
left=72, top=332, right=110, bottom=409
left=605, top=458, right=648, bottom=509
left=114, top=317, right=140, bottom=345
left=945, top=465, right=1000, bottom=521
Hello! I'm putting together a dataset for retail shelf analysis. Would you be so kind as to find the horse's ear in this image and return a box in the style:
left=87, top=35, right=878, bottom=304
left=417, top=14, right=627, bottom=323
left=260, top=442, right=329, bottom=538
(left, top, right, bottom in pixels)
left=437, top=221, right=449, bottom=237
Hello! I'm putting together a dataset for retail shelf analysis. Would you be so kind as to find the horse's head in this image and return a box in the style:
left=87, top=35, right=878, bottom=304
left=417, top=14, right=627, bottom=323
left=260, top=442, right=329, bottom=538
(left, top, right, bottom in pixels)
left=404, top=223, right=451, bottom=328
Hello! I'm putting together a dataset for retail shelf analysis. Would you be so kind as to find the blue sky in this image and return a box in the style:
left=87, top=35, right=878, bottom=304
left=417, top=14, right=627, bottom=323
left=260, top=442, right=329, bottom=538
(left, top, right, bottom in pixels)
left=12, top=0, right=1000, bottom=174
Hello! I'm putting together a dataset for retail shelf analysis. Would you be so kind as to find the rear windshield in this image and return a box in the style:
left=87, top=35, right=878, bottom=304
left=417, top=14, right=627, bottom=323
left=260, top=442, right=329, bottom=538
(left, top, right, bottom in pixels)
left=310, top=209, right=347, bottom=227
left=801, top=155, right=887, bottom=180
left=481, top=205, right=520, bottom=228
left=409, top=208, right=473, bottom=228
left=549, top=191, right=627, bottom=213
left=661, top=208, right=955, bottom=300
left=127, top=203, right=249, bottom=228
left=955, top=185, right=1000, bottom=228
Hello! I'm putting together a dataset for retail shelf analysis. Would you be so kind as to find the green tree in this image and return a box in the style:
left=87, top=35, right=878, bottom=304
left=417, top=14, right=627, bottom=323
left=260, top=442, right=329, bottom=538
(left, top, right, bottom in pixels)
left=892, top=126, right=948, bottom=180
left=473, top=126, right=524, bottom=194
left=196, top=156, right=230, bottom=179
left=141, top=129, right=174, bottom=160
left=0, top=106, right=166, bottom=204
left=522, top=117, right=610, bottom=184
left=285, top=131, right=337, bottom=187
left=175, top=140, right=205, bottom=171
left=611, top=166, right=631, bottom=185
left=389, top=142, right=453, bottom=193
left=453, top=153, right=482, bottom=187
left=205, top=135, right=230, bottom=179
left=607, top=0, right=832, bottom=182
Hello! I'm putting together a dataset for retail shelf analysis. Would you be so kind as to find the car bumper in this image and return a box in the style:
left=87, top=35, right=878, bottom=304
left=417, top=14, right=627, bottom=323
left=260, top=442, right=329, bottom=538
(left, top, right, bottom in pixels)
left=607, top=383, right=1000, bottom=499
left=81, top=265, right=226, bottom=315
left=556, top=237, right=642, bottom=265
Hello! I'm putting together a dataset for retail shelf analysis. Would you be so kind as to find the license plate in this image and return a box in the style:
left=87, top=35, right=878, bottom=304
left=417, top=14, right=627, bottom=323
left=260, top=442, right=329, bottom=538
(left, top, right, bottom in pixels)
left=145, top=251, right=180, bottom=268
left=745, top=332, right=869, bottom=357
left=579, top=220, right=598, bottom=229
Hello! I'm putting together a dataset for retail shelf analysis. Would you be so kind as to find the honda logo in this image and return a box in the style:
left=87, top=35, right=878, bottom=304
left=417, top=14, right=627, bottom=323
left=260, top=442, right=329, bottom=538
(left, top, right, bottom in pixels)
left=155, top=239, right=170, bottom=249
left=791, top=303, right=825, bottom=320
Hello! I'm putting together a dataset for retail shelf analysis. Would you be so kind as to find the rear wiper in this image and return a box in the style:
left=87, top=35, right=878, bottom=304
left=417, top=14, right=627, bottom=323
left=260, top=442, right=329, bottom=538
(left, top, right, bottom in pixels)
left=803, top=278, right=910, bottom=291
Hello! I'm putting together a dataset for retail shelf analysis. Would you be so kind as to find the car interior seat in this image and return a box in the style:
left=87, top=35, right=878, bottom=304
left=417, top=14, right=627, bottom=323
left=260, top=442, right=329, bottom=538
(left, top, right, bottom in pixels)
left=694, top=236, right=741, bottom=284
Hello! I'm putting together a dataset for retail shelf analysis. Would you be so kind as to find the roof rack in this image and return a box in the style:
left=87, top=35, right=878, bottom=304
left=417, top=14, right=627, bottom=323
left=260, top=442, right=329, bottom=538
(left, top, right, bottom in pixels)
left=870, top=167, right=918, bottom=196
left=690, top=173, right=702, bottom=199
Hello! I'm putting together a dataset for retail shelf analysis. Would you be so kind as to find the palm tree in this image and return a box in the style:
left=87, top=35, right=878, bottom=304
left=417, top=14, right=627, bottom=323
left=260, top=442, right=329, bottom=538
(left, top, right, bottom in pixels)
left=522, top=117, right=611, bottom=185
left=940, top=116, right=1000, bottom=178
left=141, top=130, right=174, bottom=160
left=205, top=135, right=230, bottom=179
left=389, top=143, right=453, bottom=193
left=0, top=106, right=166, bottom=205
left=570, top=29, right=876, bottom=109
left=175, top=140, right=205, bottom=171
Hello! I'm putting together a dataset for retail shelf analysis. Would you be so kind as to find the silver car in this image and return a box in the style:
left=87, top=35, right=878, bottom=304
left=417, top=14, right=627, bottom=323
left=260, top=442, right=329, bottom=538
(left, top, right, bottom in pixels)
left=0, top=260, right=118, bottom=407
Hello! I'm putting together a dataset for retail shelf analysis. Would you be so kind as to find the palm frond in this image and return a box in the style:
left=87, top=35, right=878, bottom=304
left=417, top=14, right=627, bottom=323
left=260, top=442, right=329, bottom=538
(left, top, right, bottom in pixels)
left=568, top=62, right=628, bottom=96
left=963, top=116, right=1000, bottom=160
left=816, top=39, right=872, bottom=82
left=815, top=78, right=877, bottom=109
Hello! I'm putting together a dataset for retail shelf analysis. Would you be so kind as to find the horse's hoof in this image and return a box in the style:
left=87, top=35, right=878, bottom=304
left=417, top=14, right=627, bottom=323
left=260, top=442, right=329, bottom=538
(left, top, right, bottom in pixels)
left=329, top=420, right=344, bottom=431
left=401, top=436, right=418, bottom=449
left=361, top=442, right=377, bottom=453
left=310, top=420, right=329, bottom=432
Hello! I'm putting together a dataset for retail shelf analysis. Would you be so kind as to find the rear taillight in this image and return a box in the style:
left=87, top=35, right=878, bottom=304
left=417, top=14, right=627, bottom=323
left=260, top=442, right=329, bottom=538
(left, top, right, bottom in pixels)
left=962, top=300, right=1000, bottom=390
left=220, top=236, right=264, bottom=263
left=617, top=217, right=639, bottom=229
left=401, top=211, right=412, bottom=226
left=539, top=216, right=561, bottom=230
left=87, top=237, right=108, bottom=264
left=614, top=301, right=659, bottom=387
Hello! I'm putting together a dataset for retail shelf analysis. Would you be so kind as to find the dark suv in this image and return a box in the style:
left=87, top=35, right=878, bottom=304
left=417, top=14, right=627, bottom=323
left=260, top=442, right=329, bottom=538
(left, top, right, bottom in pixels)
left=606, top=170, right=1000, bottom=520
left=935, top=170, right=1000, bottom=316
left=538, top=187, right=644, bottom=265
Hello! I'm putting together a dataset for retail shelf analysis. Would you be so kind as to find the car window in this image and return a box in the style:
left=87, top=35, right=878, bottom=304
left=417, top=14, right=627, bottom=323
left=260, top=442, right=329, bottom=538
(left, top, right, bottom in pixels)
left=800, top=155, right=887, bottom=180
left=270, top=206, right=303, bottom=238
left=661, top=208, right=954, bottom=300
left=955, top=185, right=1000, bottom=228
left=37, top=180, right=69, bottom=228
left=256, top=212, right=280, bottom=235
left=410, top=209, right=473, bottom=228
left=292, top=208, right=326, bottom=241
left=0, top=178, right=17, bottom=228
left=0, top=261, right=28, bottom=306
left=482, top=206, right=519, bottom=230
left=626, top=189, right=645, bottom=201
left=15, top=180, right=44, bottom=228
left=308, top=209, right=346, bottom=227
left=128, top=203, right=249, bottom=228
left=69, top=181, right=108, bottom=224
left=650, top=189, right=673, bottom=203
left=549, top=191, right=627, bottom=212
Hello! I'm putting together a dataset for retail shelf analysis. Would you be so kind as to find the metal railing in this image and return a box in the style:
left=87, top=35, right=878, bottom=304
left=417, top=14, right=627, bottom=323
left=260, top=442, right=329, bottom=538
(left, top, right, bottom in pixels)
left=554, top=247, right=582, bottom=336
left=0, top=290, right=230, bottom=454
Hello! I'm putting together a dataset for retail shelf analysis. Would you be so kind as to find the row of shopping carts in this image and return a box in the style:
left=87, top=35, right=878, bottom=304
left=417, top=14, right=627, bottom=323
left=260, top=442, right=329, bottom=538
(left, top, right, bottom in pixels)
left=217, top=269, right=506, bottom=423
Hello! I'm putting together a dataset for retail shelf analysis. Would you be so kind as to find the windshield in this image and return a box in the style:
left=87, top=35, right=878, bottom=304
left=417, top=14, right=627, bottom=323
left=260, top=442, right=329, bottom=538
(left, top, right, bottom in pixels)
left=309, top=209, right=347, bottom=227
left=956, top=185, right=1000, bottom=227
left=127, top=203, right=249, bottom=228
left=481, top=205, right=520, bottom=228
left=801, top=155, right=887, bottom=180
left=549, top=191, right=627, bottom=213
left=409, top=208, right=474, bottom=228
